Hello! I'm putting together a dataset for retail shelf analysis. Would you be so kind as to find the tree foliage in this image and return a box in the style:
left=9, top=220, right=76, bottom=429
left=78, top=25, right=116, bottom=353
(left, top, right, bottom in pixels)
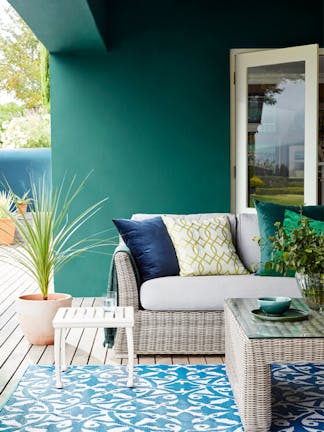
left=40, top=44, right=50, bottom=111
left=0, top=103, right=23, bottom=131
left=0, top=3, right=51, bottom=148
left=0, top=5, right=43, bottom=109
left=249, top=176, right=264, bottom=188
left=0, top=112, right=50, bottom=148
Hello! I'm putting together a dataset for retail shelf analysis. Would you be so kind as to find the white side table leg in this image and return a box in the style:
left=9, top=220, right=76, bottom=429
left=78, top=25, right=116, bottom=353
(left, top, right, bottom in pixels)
left=54, top=328, right=63, bottom=389
left=126, top=326, right=135, bottom=387
left=61, top=328, right=67, bottom=372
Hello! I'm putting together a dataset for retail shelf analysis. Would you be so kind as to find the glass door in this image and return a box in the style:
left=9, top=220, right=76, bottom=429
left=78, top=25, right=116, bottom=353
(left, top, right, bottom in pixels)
left=319, top=54, right=324, bottom=204
left=234, top=44, right=318, bottom=213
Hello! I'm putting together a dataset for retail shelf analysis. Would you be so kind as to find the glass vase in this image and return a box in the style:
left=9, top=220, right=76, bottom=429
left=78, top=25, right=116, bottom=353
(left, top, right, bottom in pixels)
left=295, top=272, right=324, bottom=312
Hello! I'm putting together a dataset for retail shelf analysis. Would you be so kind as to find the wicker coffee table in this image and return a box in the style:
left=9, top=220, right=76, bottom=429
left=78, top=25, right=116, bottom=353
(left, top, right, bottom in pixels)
left=224, top=298, right=324, bottom=432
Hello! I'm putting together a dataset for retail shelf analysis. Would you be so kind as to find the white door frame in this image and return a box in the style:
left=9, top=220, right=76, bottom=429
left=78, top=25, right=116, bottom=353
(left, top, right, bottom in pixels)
left=230, top=46, right=320, bottom=213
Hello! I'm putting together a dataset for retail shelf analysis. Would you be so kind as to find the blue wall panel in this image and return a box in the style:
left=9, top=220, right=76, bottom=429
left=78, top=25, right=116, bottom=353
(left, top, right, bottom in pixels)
left=0, top=149, right=52, bottom=198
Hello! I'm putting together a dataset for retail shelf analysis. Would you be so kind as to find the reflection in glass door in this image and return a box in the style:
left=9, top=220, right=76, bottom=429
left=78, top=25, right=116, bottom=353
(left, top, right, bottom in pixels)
left=235, top=44, right=318, bottom=213
left=247, top=61, right=305, bottom=207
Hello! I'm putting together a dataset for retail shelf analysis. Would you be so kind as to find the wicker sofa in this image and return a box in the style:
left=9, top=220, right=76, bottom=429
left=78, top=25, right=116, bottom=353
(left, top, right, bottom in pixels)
left=113, top=213, right=300, bottom=355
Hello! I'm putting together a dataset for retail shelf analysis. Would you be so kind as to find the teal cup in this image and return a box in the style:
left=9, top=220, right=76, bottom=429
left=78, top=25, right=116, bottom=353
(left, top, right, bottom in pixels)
left=258, top=297, right=291, bottom=315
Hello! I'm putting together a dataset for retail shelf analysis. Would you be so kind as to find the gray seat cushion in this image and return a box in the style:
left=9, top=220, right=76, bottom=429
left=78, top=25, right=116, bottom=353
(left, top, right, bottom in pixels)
left=140, top=274, right=300, bottom=311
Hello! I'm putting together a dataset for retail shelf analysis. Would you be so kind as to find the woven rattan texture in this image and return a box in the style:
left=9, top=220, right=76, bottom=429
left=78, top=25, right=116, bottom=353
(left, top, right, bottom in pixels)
left=113, top=251, right=225, bottom=355
left=225, top=301, right=324, bottom=431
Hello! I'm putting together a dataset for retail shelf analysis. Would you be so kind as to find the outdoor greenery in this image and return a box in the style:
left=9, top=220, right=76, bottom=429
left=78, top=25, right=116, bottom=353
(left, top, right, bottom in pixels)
left=0, top=103, right=23, bottom=130
left=268, top=216, right=324, bottom=275
left=249, top=176, right=264, bottom=188
left=0, top=2, right=50, bottom=148
left=0, top=6, right=42, bottom=108
left=250, top=194, right=304, bottom=207
left=14, top=191, right=30, bottom=206
left=0, top=111, right=50, bottom=148
left=255, top=187, right=303, bottom=195
left=249, top=171, right=304, bottom=206
left=3, top=176, right=111, bottom=300
left=259, top=176, right=302, bottom=188
left=40, top=44, right=50, bottom=111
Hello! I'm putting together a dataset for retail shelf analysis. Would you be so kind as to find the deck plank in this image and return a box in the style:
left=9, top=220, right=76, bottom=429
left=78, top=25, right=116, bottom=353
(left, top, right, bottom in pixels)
left=64, top=298, right=90, bottom=366
left=205, top=355, right=224, bottom=364
left=121, top=356, right=139, bottom=366
left=71, top=298, right=97, bottom=365
left=172, top=355, right=189, bottom=364
left=0, top=333, right=31, bottom=395
left=1, top=344, right=46, bottom=404
left=155, top=355, right=172, bottom=365
left=37, top=345, right=54, bottom=365
left=105, top=348, right=121, bottom=365
left=0, top=325, right=25, bottom=368
left=137, top=355, right=156, bottom=365
left=188, top=355, right=207, bottom=364
left=88, top=298, right=108, bottom=365
left=0, top=278, right=36, bottom=326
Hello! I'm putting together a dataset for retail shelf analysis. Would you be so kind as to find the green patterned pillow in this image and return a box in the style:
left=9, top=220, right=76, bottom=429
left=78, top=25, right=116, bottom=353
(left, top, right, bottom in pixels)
left=162, top=215, right=248, bottom=276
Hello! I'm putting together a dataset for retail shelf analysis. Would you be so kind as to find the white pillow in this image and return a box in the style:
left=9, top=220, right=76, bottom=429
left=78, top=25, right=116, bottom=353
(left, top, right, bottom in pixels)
left=162, top=215, right=248, bottom=277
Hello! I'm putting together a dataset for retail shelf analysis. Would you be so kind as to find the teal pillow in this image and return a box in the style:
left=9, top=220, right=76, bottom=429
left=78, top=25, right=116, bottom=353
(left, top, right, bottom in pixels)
left=283, top=209, right=324, bottom=235
left=254, top=200, right=324, bottom=276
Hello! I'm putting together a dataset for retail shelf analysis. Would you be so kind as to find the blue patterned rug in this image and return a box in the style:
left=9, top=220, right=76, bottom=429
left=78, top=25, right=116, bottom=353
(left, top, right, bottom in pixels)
left=0, top=363, right=323, bottom=431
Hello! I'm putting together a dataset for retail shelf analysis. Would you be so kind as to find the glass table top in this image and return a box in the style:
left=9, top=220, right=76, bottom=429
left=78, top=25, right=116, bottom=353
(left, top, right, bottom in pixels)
left=225, top=298, right=324, bottom=339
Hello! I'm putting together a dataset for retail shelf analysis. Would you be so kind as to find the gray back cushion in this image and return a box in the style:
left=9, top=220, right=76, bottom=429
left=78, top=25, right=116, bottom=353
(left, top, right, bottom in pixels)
left=131, top=213, right=261, bottom=273
left=236, top=213, right=260, bottom=272
left=132, top=213, right=237, bottom=243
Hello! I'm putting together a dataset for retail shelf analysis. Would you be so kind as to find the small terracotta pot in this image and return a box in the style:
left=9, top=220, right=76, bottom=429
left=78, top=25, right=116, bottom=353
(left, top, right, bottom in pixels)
left=16, top=203, right=27, bottom=215
left=16, top=293, right=72, bottom=345
left=0, top=218, right=16, bottom=245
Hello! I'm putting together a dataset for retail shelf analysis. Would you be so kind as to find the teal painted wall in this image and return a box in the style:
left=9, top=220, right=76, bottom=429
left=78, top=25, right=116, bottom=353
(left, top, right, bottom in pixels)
left=51, top=0, right=323, bottom=296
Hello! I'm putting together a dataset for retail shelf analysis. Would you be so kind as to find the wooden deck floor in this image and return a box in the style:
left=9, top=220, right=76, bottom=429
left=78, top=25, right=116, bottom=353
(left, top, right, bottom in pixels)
left=0, top=251, right=224, bottom=406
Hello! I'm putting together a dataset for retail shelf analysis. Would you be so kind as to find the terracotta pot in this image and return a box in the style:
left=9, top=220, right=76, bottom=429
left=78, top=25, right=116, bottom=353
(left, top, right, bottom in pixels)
left=16, top=203, right=27, bottom=215
left=16, top=293, right=72, bottom=345
left=0, top=218, right=15, bottom=245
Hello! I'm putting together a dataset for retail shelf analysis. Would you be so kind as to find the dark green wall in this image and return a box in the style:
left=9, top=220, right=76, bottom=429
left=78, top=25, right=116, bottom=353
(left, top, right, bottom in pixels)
left=51, top=0, right=323, bottom=296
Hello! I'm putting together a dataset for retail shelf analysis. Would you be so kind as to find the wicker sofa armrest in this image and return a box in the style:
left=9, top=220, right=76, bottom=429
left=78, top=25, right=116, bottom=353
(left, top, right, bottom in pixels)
left=114, top=251, right=140, bottom=311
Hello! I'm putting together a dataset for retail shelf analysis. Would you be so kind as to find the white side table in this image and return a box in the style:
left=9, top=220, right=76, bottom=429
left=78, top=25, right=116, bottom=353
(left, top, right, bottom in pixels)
left=52, top=306, right=135, bottom=389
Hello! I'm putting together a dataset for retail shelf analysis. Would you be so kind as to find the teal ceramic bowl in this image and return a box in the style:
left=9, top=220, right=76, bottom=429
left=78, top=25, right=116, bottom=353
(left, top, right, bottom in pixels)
left=257, top=297, right=291, bottom=315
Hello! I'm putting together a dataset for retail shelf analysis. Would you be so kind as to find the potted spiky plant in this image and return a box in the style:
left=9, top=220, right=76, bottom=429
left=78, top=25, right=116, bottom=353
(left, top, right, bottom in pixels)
left=0, top=191, right=16, bottom=245
left=14, top=191, right=31, bottom=215
left=2, top=176, right=111, bottom=345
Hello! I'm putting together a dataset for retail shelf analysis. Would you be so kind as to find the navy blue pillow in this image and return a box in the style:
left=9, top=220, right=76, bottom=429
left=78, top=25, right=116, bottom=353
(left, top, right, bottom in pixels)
left=113, top=216, right=180, bottom=282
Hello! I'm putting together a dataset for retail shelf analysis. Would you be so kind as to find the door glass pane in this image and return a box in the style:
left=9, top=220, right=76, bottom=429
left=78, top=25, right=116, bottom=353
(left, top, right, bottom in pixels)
left=247, top=61, right=305, bottom=207
left=319, top=55, right=324, bottom=205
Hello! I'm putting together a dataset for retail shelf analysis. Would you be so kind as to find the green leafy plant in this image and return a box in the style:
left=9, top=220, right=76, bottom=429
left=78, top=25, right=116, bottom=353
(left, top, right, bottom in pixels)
left=0, top=191, right=14, bottom=219
left=268, top=216, right=324, bottom=275
left=16, top=191, right=31, bottom=206
left=2, top=176, right=111, bottom=299
left=249, top=176, right=264, bottom=188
